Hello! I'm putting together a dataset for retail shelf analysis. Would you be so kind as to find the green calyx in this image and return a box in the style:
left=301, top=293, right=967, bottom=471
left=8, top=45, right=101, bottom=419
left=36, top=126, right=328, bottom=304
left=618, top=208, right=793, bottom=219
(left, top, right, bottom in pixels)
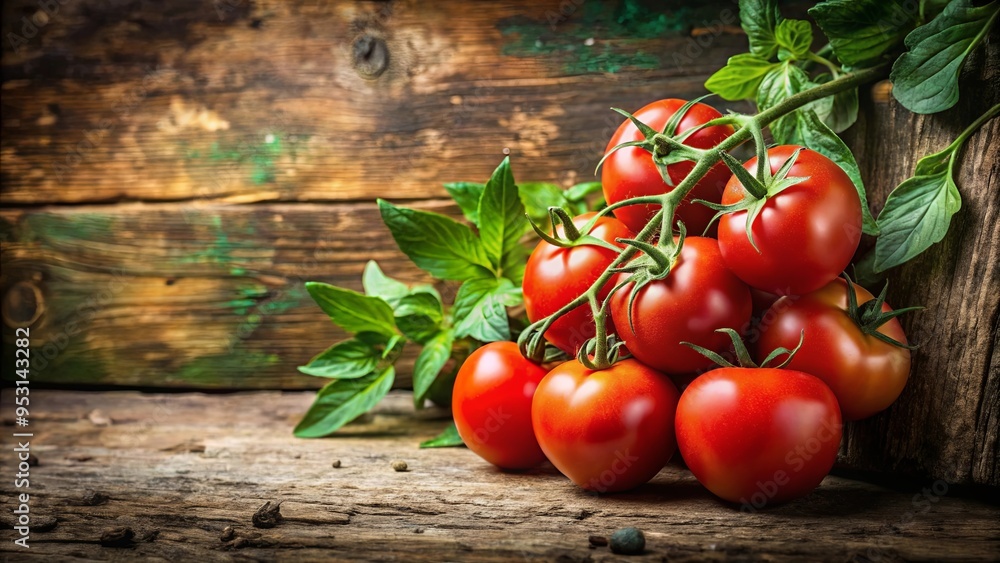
left=842, top=273, right=921, bottom=350
left=613, top=222, right=689, bottom=335
left=682, top=327, right=805, bottom=370
left=527, top=206, right=620, bottom=252
left=694, top=146, right=809, bottom=250
left=596, top=97, right=712, bottom=187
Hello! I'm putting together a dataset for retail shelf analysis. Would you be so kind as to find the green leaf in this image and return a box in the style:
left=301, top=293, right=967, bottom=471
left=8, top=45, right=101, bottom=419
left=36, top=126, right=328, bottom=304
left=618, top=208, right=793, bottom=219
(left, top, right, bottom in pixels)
left=361, top=261, right=410, bottom=307
left=477, top=157, right=529, bottom=278
left=443, top=182, right=485, bottom=225
left=774, top=19, right=813, bottom=59
left=294, top=366, right=396, bottom=437
left=420, top=422, right=465, bottom=448
left=378, top=199, right=495, bottom=281
left=564, top=181, right=603, bottom=203
left=757, top=63, right=833, bottom=141
left=394, top=292, right=444, bottom=344
left=809, top=0, right=919, bottom=67
left=705, top=54, right=779, bottom=101
left=890, top=0, right=1000, bottom=114
left=452, top=276, right=517, bottom=342
left=305, top=282, right=397, bottom=337
left=412, top=329, right=454, bottom=407
left=874, top=169, right=960, bottom=272
left=517, top=182, right=566, bottom=224
left=298, top=339, right=379, bottom=379
left=770, top=110, right=880, bottom=236
left=739, top=0, right=783, bottom=59
left=812, top=73, right=859, bottom=133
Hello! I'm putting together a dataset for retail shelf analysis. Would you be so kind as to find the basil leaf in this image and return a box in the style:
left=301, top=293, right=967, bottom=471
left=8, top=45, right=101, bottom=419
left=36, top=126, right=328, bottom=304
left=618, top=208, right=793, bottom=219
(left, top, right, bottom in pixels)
left=412, top=329, right=454, bottom=408
left=477, top=157, right=529, bottom=277
left=890, top=0, right=1000, bottom=114
left=874, top=170, right=959, bottom=272
left=564, top=181, right=603, bottom=203
left=812, top=73, right=859, bottom=133
left=809, top=0, right=919, bottom=67
left=772, top=110, right=880, bottom=236
left=294, top=366, right=396, bottom=437
left=757, top=63, right=833, bottom=141
left=518, top=181, right=565, bottom=224
left=361, top=260, right=410, bottom=307
left=443, top=182, right=485, bottom=225
left=740, top=0, right=782, bottom=59
left=394, top=292, right=443, bottom=344
left=305, top=282, right=397, bottom=337
left=452, top=276, right=517, bottom=342
left=774, top=19, right=813, bottom=59
left=420, top=422, right=465, bottom=448
left=298, top=339, right=379, bottom=379
left=378, top=199, right=495, bottom=281
left=705, top=54, right=778, bottom=101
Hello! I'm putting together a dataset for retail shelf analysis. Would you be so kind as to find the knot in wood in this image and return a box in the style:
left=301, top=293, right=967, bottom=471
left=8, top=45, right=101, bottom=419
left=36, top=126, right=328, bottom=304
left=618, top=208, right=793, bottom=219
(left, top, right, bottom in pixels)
left=352, top=34, right=389, bottom=79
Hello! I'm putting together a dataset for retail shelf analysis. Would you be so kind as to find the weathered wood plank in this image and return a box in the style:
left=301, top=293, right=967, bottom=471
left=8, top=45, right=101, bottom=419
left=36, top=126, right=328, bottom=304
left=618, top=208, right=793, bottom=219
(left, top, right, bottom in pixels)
left=1, top=389, right=997, bottom=561
left=0, top=201, right=466, bottom=389
left=839, top=34, right=1000, bottom=487
left=1, top=0, right=750, bottom=205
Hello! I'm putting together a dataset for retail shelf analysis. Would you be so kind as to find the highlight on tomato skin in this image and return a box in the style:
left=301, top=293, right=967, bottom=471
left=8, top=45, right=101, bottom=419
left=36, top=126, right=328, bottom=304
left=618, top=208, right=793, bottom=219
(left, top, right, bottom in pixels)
left=756, top=279, right=912, bottom=421
left=602, top=98, right=736, bottom=237
left=675, top=366, right=842, bottom=507
left=522, top=213, right=634, bottom=355
left=610, top=236, right=753, bottom=376
left=451, top=341, right=549, bottom=470
left=531, top=358, right=680, bottom=493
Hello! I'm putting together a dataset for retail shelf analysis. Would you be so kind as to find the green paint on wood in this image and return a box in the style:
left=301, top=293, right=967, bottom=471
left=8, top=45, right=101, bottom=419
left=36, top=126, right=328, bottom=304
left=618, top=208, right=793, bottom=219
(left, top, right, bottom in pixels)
left=498, top=0, right=724, bottom=73
left=172, top=351, right=281, bottom=386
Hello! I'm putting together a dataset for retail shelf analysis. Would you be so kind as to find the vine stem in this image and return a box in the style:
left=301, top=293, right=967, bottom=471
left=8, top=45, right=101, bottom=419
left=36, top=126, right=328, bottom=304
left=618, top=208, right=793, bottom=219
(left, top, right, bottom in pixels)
left=520, top=64, right=888, bottom=364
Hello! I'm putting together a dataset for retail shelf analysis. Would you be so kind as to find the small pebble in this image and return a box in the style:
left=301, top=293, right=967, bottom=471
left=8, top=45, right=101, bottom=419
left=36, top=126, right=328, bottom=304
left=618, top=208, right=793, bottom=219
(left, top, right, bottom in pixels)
left=332, top=460, right=342, bottom=468
left=588, top=534, right=608, bottom=547
left=610, top=527, right=645, bottom=555
left=391, top=460, right=408, bottom=472
left=220, top=526, right=235, bottom=542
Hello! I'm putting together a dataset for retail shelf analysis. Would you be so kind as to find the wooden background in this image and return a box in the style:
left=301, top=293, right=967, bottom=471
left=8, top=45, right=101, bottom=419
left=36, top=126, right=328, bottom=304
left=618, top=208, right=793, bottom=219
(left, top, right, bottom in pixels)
left=1, top=0, right=998, bottom=487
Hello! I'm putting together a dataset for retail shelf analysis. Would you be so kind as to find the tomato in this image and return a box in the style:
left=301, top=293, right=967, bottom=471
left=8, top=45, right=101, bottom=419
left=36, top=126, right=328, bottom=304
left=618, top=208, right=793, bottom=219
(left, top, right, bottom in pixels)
left=452, top=342, right=548, bottom=470
left=676, top=367, right=842, bottom=508
left=532, top=359, right=680, bottom=493
left=523, top=213, right=634, bottom=354
left=609, top=236, right=752, bottom=375
left=717, top=145, right=862, bottom=295
left=756, top=279, right=911, bottom=421
left=602, top=99, right=735, bottom=236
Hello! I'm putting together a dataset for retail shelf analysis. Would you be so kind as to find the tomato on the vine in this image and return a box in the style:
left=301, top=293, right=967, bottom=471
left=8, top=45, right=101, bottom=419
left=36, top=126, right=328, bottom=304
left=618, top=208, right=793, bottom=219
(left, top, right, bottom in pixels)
left=532, top=358, right=680, bottom=493
left=610, top=236, right=752, bottom=375
left=523, top=213, right=634, bottom=354
left=717, top=145, right=862, bottom=295
left=602, top=99, right=735, bottom=236
left=452, top=342, right=548, bottom=470
left=675, top=366, right=842, bottom=507
left=756, top=279, right=912, bottom=421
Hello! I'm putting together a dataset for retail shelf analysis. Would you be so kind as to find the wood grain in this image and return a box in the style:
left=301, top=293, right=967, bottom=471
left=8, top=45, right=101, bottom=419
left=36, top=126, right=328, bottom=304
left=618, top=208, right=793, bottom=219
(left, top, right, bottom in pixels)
left=0, top=200, right=466, bottom=389
left=1, top=0, right=750, bottom=205
left=838, top=33, right=1000, bottom=487
left=1, top=389, right=997, bottom=562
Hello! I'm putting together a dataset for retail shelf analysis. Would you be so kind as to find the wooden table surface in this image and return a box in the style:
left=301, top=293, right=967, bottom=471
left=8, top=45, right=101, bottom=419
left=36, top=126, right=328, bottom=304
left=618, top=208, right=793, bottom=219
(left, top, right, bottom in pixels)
left=2, top=389, right=997, bottom=562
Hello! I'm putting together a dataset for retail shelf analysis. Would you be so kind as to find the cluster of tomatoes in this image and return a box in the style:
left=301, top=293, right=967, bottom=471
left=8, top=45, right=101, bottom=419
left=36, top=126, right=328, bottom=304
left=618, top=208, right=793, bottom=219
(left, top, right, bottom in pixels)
left=451, top=99, right=914, bottom=507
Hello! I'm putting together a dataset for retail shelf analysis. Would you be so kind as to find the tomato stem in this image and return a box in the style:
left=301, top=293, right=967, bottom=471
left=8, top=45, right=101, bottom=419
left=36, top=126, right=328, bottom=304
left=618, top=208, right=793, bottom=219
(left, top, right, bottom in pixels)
left=518, top=64, right=889, bottom=367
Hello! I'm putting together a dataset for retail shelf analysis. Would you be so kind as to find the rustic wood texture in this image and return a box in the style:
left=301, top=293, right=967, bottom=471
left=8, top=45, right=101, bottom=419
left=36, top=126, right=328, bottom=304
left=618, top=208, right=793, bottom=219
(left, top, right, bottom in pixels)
left=1, top=0, right=753, bottom=390
left=2, top=389, right=998, bottom=562
left=0, top=0, right=750, bottom=204
left=839, top=33, right=1000, bottom=488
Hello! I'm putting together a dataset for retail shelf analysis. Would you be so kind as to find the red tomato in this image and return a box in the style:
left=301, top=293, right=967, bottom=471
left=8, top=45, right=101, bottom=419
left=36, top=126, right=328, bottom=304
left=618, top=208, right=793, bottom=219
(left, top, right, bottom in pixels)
left=532, top=359, right=680, bottom=492
left=452, top=342, right=548, bottom=470
left=523, top=213, right=634, bottom=354
left=756, top=279, right=911, bottom=421
left=602, top=99, right=735, bottom=236
left=676, top=367, right=842, bottom=507
left=718, top=145, right=862, bottom=295
left=609, top=237, right=752, bottom=375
